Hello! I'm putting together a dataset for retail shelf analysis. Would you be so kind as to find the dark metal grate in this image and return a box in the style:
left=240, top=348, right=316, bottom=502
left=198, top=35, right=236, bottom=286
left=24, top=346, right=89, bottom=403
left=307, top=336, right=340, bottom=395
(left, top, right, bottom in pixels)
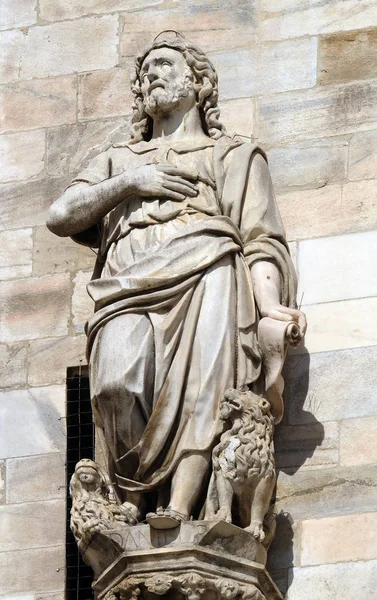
left=66, top=366, right=95, bottom=600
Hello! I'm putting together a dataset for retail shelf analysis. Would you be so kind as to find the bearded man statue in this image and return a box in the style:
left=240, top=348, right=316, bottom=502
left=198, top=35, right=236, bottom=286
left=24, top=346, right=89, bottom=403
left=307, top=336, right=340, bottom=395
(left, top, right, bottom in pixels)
left=47, top=31, right=306, bottom=530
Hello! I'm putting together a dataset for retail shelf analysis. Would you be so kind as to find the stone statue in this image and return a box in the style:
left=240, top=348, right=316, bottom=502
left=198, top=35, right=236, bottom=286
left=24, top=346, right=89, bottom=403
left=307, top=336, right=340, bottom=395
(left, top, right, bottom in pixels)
left=70, top=459, right=137, bottom=547
left=47, top=31, right=306, bottom=599
left=205, top=387, right=276, bottom=542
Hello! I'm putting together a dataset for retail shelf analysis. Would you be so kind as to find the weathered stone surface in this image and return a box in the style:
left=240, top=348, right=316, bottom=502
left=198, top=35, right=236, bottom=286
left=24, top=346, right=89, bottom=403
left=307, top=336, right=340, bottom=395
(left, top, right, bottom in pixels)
left=0, top=229, right=32, bottom=280
left=0, top=343, right=27, bottom=389
left=0, top=594, right=62, bottom=600
left=72, top=271, right=94, bottom=333
left=278, top=185, right=342, bottom=242
left=0, top=30, right=25, bottom=84
left=120, top=28, right=257, bottom=59
left=260, top=0, right=377, bottom=41
left=287, top=559, right=377, bottom=600
left=275, top=464, right=377, bottom=521
left=211, top=38, right=317, bottom=100
left=296, top=297, right=377, bottom=354
left=0, top=461, right=4, bottom=504
left=288, top=242, right=297, bottom=271
left=33, top=226, right=95, bottom=276
left=268, top=139, right=347, bottom=192
left=267, top=513, right=300, bottom=571
left=28, top=335, right=87, bottom=386
left=40, top=0, right=163, bottom=21
left=187, top=28, right=257, bottom=54
left=121, top=11, right=259, bottom=57
left=340, top=415, right=377, bottom=467
left=298, top=230, right=377, bottom=305
left=275, top=421, right=338, bottom=471
left=0, top=546, right=65, bottom=595
left=269, top=571, right=288, bottom=599
left=0, top=76, right=76, bottom=134
left=0, top=386, right=65, bottom=459
left=0, top=500, right=65, bottom=552
left=46, top=117, right=131, bottom=177
left=120, top=0, right=257, bottom=56
left=21, top=16, right=118, bottom=79
left=0, top=176, right=70, bottom=231
left=0, top=0, right=36, bottom=31
left=259, top=81, right=377, bottom=144
left=277, top=180, right=377, bottom=242
left=349, top=130, right=377, bottom=181
left=319, top=29, right=377, bottom=86
left=6, top=453, right=65, bottom=504
left=285, top=346, right=377, bottom=424
left=0, top=595, right=34, bottom=600
left=219, top=98, right=256, bottom=138
left=0, top=131, right=45, bottom=183
left=0, top=274, right=70, bottom=342
left=79, top=67, right=134, bottom=121
left=301, top=512, right=377, bottom=566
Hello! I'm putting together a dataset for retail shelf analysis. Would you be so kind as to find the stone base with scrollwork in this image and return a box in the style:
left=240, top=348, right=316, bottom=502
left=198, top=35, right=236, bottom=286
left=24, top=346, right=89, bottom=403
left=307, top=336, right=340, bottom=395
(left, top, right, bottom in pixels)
left=80, top=521, right=282, bottom=600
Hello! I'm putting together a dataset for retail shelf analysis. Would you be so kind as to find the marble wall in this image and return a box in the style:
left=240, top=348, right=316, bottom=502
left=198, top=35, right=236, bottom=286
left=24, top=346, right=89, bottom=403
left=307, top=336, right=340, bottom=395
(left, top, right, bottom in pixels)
left=1, top=1, right=377, bottom=598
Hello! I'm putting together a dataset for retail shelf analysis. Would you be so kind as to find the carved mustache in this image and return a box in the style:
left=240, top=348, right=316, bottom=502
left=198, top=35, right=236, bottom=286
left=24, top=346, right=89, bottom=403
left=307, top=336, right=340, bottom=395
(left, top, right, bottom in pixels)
left=147, top=80, right=166, bottom=94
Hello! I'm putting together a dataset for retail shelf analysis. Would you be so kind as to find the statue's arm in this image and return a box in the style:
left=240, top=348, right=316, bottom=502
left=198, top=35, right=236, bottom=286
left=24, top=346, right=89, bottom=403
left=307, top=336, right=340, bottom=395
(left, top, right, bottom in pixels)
left=251, top=261, right=307, bottom=334
left=243, top=152, right=306, bottom=334
left=47, top=162, right=200, bottom=238
left=46, top=172, right=138, bottom=238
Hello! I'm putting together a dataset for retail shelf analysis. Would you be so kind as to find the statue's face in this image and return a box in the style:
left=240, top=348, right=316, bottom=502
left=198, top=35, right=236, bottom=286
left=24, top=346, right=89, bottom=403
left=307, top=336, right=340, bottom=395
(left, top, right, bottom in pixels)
left=140, top=47, right=196, bottom=117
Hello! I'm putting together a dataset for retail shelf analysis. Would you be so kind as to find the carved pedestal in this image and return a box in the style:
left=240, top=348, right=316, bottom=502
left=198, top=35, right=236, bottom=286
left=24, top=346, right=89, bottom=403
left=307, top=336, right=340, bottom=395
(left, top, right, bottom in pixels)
left=80, top=522, right=282, bottom=600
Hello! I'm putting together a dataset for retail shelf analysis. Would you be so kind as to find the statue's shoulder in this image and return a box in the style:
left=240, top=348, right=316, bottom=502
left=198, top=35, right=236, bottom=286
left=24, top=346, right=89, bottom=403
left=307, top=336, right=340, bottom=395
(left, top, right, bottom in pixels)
left=111, top=139, right=156, bottom=153
left=215, top=135, right=267, bottom=164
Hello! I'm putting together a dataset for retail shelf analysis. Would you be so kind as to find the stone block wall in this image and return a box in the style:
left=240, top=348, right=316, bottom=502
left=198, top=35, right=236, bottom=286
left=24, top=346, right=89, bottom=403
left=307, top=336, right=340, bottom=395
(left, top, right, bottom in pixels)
left=1, top=1, right=377, bottom=598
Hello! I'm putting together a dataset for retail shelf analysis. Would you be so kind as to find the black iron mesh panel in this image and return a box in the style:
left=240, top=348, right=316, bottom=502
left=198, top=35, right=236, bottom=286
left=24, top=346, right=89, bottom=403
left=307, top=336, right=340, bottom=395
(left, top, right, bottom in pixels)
left=66, top=366, right=94, bottom=600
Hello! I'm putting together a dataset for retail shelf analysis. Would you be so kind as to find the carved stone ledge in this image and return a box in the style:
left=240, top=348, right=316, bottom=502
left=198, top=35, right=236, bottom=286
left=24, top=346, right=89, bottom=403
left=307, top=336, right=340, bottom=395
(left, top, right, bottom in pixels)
left=82, top=522, right=282, bottom=600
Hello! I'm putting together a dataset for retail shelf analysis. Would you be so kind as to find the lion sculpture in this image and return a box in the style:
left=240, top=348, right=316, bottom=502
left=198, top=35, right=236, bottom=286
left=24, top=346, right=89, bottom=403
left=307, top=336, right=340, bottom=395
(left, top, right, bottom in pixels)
left=206, top=387, right=276, bottom=543
left=70, top=459, right=135, bottom=545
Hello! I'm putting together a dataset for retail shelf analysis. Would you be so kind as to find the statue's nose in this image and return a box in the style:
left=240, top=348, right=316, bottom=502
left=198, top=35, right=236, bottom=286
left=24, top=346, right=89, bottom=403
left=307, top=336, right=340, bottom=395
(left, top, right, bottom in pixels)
left=147, top=68, right=159, bottom=83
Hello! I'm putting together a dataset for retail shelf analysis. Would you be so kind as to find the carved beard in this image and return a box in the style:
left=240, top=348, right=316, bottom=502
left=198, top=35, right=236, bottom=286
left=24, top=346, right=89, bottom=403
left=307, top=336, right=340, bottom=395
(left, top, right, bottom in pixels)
left=143, top=70, right=194, bottom=117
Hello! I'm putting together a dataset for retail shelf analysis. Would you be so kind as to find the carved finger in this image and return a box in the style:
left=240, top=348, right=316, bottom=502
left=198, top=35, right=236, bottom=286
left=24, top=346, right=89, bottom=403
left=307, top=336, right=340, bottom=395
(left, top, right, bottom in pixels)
left=158, top=164, right=199, bottom=180
left=277, top=306, right=301, bottom=319
left=161, top=189, right=186, bottom=201
left=266, top=309, right=293, bottom=322
left=164, top=174, right=198, bottom=191
left=163, top=181, right=198, bottom=197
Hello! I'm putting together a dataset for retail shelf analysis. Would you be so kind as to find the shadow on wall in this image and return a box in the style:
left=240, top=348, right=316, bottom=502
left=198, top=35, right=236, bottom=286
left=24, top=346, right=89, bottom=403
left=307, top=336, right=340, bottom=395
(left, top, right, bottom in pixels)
left=267, top=347, right=325, bottom=596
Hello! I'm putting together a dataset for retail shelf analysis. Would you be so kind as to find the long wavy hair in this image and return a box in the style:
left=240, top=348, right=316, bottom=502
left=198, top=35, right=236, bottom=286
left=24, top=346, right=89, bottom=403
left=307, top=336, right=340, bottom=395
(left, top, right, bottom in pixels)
left=129, top=32, right=227, bottom=143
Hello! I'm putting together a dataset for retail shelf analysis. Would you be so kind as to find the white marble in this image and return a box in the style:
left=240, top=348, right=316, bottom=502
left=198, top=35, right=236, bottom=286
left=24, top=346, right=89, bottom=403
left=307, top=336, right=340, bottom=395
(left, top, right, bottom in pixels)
left=0, top=386, right=65, bottom=459
left=298, top=231, right=377, bottom=305
left=21, top=16, right=118, bottom=78
left=292, top=297, right=377, bottom=354
left=286, top=346, right=377, bottom=424
left=0, top=131, right=45, bottom=183
left=261, top=0, right=377, bottom=41
left=287, top=560, right=377, bottom=600
left=212, top=37, right=317, bottom=100
left=0, top=595, right=35, bottom=600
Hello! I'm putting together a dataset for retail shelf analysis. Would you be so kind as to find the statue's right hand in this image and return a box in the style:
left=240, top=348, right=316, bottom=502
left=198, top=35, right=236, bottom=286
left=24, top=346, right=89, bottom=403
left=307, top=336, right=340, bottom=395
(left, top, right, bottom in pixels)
left=129, top=163, right=199, bottom=201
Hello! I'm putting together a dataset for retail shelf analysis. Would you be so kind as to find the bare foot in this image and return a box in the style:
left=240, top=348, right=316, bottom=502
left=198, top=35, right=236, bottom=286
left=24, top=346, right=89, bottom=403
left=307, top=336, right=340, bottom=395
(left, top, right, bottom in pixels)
left=244, top=520, right=265, bottom=541
left=214, top=507, right=232, bottom=523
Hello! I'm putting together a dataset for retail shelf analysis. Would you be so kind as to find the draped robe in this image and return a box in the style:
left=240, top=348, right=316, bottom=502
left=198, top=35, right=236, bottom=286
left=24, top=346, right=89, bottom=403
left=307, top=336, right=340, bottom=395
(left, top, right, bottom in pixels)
left=69, top=135, right=297, bottom=498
